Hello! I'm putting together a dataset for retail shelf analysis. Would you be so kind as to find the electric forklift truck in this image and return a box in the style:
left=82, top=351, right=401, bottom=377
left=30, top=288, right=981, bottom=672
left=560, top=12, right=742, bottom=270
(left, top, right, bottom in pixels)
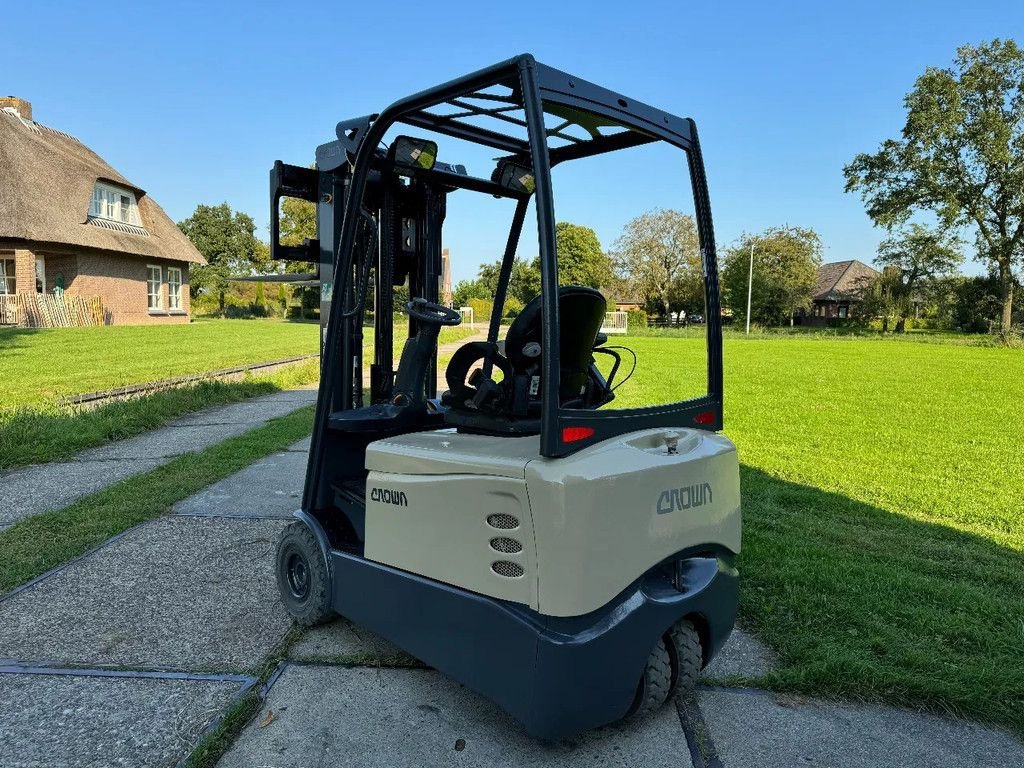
left=270, top=54, right=741, bottom=740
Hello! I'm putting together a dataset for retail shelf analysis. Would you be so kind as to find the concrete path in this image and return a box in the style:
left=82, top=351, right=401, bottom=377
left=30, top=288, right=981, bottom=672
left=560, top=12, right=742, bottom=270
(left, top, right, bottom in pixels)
left=3, top=432, right=1023, bottom=767
left=0, top=387, right=317, bottom=528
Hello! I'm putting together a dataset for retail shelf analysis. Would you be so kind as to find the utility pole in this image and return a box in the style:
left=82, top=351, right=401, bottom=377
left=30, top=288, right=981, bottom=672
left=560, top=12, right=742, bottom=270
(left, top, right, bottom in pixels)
left=745, top=242, right=754, bottom=335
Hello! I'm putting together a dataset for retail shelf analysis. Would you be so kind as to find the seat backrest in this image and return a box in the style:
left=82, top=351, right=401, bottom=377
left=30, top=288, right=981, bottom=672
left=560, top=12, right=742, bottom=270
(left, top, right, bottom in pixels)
left=505, top=286, right=607, bottom=400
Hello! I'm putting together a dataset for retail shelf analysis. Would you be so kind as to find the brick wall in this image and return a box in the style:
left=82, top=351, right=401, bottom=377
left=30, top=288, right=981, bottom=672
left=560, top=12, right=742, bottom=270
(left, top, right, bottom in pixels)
left=70, top=253, right=191, bottom=324
left=44, top=253, right=78, bottom=292
left=13, top=249, right=36, bottom=292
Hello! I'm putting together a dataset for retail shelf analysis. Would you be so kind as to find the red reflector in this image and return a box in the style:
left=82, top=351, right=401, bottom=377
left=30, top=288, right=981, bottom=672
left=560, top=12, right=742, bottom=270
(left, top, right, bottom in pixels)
left=693, top=410, right=716, bottom=426
left=562, top=426, right=595, bottom=443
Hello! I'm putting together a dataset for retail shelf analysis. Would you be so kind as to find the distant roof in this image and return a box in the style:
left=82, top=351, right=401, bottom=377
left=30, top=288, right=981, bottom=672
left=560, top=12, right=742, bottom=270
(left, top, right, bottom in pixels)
left=0, top=109, right=205, bottom=265
left=813, top=260, right=879, bottom=301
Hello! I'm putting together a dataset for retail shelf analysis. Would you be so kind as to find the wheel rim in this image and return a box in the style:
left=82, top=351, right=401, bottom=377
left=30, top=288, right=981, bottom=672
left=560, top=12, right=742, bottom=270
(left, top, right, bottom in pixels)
left=285, top=551, right=310, bottom=601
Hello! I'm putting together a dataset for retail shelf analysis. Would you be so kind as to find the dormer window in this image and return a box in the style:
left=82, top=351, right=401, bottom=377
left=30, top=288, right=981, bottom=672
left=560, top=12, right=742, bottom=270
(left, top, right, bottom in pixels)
left=90, top=182, right=141, bottom=226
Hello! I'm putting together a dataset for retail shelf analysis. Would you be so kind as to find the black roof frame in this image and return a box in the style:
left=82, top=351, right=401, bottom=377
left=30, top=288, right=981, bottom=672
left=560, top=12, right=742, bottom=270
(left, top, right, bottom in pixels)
left=318, top=54, right=723, bottom=459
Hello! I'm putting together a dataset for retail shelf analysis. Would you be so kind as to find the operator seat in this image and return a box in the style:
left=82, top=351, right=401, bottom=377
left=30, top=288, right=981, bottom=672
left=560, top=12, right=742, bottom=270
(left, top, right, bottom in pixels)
left=443, top=286, right=609, bottom=435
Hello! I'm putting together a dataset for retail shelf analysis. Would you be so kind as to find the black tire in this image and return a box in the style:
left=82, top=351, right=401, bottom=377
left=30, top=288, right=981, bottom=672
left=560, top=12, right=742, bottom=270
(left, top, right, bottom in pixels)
left=629, top=636, right=674, bottom=718
left=669, top=619, right=703, bottom=693
left=275, top=521, right=334, bottom=626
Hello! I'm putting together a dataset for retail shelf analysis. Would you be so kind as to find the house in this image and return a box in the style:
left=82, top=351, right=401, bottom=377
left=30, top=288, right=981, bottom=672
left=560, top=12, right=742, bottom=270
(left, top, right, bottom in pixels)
left=0, top=97, right=204, bottom=325
left=800, top=259, right=880, bottom=325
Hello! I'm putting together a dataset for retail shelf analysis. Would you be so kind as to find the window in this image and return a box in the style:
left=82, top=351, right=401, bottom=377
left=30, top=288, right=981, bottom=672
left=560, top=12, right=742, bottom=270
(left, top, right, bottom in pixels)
left=35, top=257, right=45, bottom=294
left=838, top=305, right=848, bottom=319
left=0, top=258, right=14, bottom=295
left=90, top=182, right=142, bottom=226
left=147, top=265, right=162, bottom=311
left=167, top=267, right=182, bottom=311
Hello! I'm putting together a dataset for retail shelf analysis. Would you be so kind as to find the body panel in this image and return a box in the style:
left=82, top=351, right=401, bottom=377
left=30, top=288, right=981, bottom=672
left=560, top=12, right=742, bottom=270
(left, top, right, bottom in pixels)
left=366, top=429, right=540, bottom=479
left=363, top=470, right=539, bottom=608
left=527, top=428, right=740, bottom=617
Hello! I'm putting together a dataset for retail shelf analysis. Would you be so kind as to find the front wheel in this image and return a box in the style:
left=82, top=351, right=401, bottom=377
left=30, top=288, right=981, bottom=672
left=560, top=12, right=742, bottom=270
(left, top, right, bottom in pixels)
left=275, top=521, right=334, bottom=626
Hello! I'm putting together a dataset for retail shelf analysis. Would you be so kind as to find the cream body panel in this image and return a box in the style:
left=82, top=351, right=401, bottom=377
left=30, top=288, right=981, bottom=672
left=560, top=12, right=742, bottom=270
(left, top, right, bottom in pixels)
left=526, top=428, right=740, bottom=617
left=363, top=471, right=539, bottom=609
left=366, top=429, right=540, bottom=479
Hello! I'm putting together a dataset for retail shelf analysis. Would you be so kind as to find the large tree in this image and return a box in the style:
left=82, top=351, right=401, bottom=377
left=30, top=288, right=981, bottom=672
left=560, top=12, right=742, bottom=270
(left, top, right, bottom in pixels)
left=875, top=224, right=964, bottom=331
left=477, top=257, right=541, bottom=305
left=614, top=209, right=701, bottom=320
left=844, top=38, right=1024, bottom=335
left=553, top=222, right=612, bottom=288
left=178, top=203, right=268, bottom=315
left=721, top=226, right=822, bottom=326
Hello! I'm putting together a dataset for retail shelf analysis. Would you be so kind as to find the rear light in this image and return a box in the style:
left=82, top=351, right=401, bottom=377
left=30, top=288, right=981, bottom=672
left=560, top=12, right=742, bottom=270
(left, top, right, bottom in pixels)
left=562, top=426, right=595, bottom=443
left=693, top=410, right=716, bottom=426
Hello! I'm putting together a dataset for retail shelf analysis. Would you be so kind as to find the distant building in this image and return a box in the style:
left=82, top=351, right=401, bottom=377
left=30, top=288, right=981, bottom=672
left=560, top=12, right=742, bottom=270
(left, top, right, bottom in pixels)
left=0, top=97, right=204, bottom=325
left=441, top=248, right=453, bottom=307
left=799, top=259, right=879, bottom=325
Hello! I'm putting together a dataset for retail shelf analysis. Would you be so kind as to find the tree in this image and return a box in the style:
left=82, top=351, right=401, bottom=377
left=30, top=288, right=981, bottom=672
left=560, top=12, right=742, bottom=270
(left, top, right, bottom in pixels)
left=614, top=209, right=701, bottom=320
left=856, top=266, right=905, bottom=332
left=844, top=39, right=1024, bottom=336
left=279, top=197, right=317, bottom=248
left=452, top=278, right=489, bottom=308
left=477, top=258, right=541, bottom=305
left=274, top=196, right=317, bottom=313
left=554, top=222, right=612, bottom=288
left=875, top=224, right=964, bottom=331
left=720, top=226, right=822, bottom=326
left=178, top=203, right=268, bottom=316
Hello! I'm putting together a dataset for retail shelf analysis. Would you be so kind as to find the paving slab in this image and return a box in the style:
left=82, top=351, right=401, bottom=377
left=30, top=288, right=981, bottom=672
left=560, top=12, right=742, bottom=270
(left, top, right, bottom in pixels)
left=166, top=389, right=317, bottom=428
left=174, top=450, right=306, bottom=518
left=78, top=389, right=316, bottom=461
left=702, top=627, right=777, bottom=679
left=698, top=687, right=1024, bottom=768
left=0, top=388, right=315, bottom=523
left=287, top=435, right=311, bottom=452
left=0, top=457, right=163, bottom=525
left=289, top=617, right=420, bottom=666
left=0, top=670, right=244, bottom=768
left=219, top=664, right=693, bottom=767
left=0, top=517, right=291, bottom=671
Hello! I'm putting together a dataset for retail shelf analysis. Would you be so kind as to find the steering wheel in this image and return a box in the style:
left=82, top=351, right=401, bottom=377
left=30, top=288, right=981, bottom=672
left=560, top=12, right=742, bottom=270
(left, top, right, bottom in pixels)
left=404, top=297, right=462, bottom=327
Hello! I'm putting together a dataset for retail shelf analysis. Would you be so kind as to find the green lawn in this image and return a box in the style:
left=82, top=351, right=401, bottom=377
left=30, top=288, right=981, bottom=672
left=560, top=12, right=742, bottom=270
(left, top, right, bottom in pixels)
left=0, top=319, right=320, bottom=409
left=611, top=335, right=1024, bottom=735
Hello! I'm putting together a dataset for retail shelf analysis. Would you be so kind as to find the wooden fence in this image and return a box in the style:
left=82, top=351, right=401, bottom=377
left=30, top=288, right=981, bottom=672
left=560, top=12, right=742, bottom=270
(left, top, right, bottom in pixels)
left=0, top=293, right=106, bottom=328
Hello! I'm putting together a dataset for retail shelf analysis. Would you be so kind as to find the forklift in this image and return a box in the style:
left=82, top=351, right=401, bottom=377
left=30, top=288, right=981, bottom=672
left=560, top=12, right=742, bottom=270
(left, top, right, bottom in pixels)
left=269, top=54, right=741, bottom=740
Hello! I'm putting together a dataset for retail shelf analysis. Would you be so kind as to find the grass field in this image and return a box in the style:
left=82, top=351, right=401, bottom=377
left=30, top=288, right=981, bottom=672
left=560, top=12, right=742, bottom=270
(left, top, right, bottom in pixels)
left=0, top=319, right=478, bottom=469
left=611, top=334, right=1024, bottom=735
left=0, top=319, right=321, bottom=409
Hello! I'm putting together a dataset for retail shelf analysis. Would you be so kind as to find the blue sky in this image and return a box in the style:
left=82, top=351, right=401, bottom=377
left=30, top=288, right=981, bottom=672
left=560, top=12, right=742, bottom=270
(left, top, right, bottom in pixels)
left=4, top=0, right=1018, bottom=282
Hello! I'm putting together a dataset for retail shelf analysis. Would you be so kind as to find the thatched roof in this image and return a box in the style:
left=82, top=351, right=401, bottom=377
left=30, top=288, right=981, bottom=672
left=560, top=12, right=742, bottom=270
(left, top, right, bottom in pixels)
left=0, top=109, right=205, bottom=264
left=813, top=260, right=878, bottom=301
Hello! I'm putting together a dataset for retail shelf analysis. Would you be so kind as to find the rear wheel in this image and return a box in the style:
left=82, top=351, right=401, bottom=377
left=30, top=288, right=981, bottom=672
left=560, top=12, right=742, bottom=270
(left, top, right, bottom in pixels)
left=275, top=522, right=334, bottom=626
left=669, top=619, right=702, bottom=692
left=629, top=636, right=674, bottom=718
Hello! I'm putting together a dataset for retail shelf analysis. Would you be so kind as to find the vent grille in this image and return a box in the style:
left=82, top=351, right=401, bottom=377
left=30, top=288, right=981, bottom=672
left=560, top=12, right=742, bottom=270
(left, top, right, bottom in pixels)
left=491, top=560, right=525, bottom=578
left=489, top=537, right=523, bottom=554
left=486, top=513, right=519, bottom=530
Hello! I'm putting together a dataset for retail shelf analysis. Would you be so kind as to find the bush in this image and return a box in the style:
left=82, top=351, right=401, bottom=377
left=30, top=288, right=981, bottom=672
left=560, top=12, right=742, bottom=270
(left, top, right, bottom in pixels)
left=503, top=296, right=524, bottom=319
left=468, top=297, right=493, bottom=325
left=626, top=309, right=648, bottom=329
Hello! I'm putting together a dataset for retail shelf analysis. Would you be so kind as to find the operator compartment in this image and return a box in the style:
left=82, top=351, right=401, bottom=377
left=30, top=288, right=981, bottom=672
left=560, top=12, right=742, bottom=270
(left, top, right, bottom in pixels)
left=363, top=430, right=542, bottom=609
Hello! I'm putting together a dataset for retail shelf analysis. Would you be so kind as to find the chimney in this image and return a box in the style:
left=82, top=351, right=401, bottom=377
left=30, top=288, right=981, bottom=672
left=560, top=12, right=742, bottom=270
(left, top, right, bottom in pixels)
left=0, top=97, right=32, bottom=120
